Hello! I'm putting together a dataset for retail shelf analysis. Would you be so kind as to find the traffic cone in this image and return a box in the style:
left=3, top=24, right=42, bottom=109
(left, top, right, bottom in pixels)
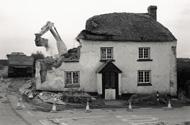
left=51, top=103, right=57, bottom=113
left=22, top=103, right=25, bottom=109
left=0, top=76, right=3, bottom=81
left=16, top=98, right=23, bottom=110
left=128, top=101, right=133, bottom=111
left=85, top=101, right=91, bottom=113
left=51, top=98, right=57, bottom=113
left=167, top=100, right=172, bottom=109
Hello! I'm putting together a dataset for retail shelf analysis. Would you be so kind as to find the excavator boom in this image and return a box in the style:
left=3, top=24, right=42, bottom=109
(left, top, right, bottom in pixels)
left=35, top=21, right=67, bottom=56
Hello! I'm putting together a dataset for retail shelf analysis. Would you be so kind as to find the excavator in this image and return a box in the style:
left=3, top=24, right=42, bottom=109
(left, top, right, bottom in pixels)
left=35, top=21, right=67, bottom=56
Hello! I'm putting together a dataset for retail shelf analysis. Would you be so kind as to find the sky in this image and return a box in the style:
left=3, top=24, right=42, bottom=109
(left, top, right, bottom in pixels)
left=0, top=0, right=190, bottom=59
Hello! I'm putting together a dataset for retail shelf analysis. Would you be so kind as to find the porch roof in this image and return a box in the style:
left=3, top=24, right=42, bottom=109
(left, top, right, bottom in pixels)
left=97, top=61, right=122, bottom=73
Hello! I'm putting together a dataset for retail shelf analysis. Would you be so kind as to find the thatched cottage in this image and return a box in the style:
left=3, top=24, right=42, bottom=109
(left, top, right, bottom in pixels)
left=36, top=6, right=177, bottom=99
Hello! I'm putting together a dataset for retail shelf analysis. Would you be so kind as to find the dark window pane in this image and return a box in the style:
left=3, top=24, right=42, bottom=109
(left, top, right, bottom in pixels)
left=145, top=71, right=150, bottom=82
left=144, top=48, right=149, bottom=59
left=139, top=48, right=143, bottom=58
left=138, top=71, right=144, bottom=82
left=107, top=48, right=113, bottom=59
left=73, top=72, right=79, bottom=84
left=65, top=72, right=72, bottom=84
left=101, top=48, right=106, bottom=59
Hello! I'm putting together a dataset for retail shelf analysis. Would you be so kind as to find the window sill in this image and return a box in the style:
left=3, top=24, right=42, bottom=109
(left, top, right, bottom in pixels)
left=137, top=83, right=152, bottom=86
left=137, top=59, right=153, bottom=62
left=100, top=59, right=115, bottom=62
left=65, top=83, right=80, bottom=88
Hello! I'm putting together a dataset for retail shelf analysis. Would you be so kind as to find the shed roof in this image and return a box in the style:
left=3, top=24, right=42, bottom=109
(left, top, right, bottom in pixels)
left=7, top=55, right=34, bottom=66
left=77, top=13, right=176, bottom=42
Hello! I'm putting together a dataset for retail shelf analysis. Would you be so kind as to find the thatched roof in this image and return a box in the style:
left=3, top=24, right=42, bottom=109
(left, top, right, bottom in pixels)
left=77, top=13, right=176, bottom=42
left=38, top=47, right=80, bottom=70
left=62, top=47, right=80, bottom=62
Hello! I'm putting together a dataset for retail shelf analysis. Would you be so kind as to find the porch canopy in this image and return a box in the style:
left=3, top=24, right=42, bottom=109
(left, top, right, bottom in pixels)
left=96, top=61, right=122, bottom=99
left=97, top=61, right=122, bottom=73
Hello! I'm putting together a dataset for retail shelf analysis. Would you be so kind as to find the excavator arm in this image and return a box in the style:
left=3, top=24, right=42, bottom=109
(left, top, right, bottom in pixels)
left=35, top=21, right=67, bottom=56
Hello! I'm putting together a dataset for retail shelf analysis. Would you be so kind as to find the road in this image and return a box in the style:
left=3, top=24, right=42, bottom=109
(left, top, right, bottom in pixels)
left=37, top=107, right=190, bottom=125
left=1, top=78, right=190, bottom=125
left=0, top=98, right=27, bottom=125
left=0, top=84, right=28, bottom=125
left=1, top=98, right=190, bottom=125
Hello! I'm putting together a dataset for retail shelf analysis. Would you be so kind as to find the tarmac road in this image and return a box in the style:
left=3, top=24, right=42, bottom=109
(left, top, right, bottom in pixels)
left=0, top=99, right=28, bottom=125
left=0, top=91, right=28, bottom=125
left=37, top=107, right=190, bottom=125
left=0, top=78, right=29, bottom=125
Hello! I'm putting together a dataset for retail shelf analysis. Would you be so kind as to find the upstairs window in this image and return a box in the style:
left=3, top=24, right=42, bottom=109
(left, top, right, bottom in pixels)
left=65, top=71, right=80, bottom=85
left=138, top=70, right=151, bottom=86
left=101, top=47, right=113, bottom=61
left=139, top=47, right=150, bottom=59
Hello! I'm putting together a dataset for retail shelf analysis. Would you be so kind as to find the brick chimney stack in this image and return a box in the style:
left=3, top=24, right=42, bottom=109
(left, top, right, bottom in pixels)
left=148, top=5, right=157, bottom=21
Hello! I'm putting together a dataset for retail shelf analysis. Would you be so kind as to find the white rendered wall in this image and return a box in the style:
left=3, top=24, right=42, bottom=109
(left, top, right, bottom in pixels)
left=79, top=40, right=177, bottom=95
left=36, top=39, right=177, bottom=96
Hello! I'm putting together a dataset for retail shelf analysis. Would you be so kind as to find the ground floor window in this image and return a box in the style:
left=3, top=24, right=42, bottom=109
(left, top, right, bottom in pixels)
left=138, top=70, right=151, bottom=86
left=65, top=71, right=80, bottom=85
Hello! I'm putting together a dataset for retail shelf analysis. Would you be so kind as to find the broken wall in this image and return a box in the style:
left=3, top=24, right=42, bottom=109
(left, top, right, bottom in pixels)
left=35, top=59, right=81, bottom=91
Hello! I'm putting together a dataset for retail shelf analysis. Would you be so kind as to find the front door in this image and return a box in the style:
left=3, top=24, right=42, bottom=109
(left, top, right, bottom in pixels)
left=102, top=71, right=118, bottom=99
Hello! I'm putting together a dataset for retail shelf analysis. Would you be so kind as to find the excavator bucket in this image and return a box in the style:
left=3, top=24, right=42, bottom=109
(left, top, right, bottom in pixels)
left=34, top=21, right=67, bottom=56
left=35, top=34, right=48, bottom=48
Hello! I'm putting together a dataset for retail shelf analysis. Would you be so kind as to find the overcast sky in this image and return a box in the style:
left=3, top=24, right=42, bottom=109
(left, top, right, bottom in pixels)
left=0, top=0, right=190, bottom=59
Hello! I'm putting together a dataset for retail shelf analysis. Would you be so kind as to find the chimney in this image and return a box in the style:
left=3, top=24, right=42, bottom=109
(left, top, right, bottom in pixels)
left=148, top=5, right=157, bottom=21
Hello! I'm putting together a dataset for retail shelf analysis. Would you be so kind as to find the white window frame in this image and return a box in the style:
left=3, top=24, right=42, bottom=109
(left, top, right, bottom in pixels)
left=101, top=47, right=113, bottom=60
left=65, top=71, right=80, bottom=84
left=138, top=47, right=150, bottom=59
left=138, top=70, right=151, bottom=84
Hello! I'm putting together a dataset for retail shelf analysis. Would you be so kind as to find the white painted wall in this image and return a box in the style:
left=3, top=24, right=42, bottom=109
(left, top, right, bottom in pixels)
left=36, top=39, right=177, bottom=96
left=79, top=40, right=177, bottom=95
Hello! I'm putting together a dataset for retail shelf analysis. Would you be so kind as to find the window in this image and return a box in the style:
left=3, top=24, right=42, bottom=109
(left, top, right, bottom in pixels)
left=138, top=47, right=150, bottom=59
left=65, top=71, right=79, bottom=84
left=138, top=70, right=151, bottom=86
left=101, top=47, right=113, bottom=60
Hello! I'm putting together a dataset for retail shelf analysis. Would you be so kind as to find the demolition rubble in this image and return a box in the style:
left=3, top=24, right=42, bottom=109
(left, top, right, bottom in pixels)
left=19, top=79, right=94, bottom=110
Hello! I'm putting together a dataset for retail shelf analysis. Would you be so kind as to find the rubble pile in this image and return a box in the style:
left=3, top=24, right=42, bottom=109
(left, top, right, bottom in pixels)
left=20, top=79, right=94, bottom=107
left=37, top=92, right=65, bottom=105
left=19, top=79, right=37, bottom=99
left=35, top=90, right=93, bottom=105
